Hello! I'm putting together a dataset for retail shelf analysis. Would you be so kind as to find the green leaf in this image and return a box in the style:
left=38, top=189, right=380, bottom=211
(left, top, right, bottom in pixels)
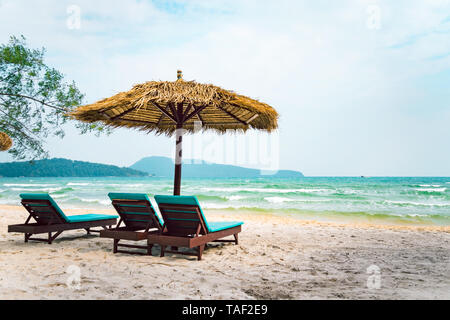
left=0, top=35, right=108, bottom=160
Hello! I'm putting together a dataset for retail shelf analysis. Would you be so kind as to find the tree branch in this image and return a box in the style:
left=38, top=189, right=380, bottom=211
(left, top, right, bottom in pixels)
left=0, top=105, right=42, bottom=141
left=0, top=92, right=67, bottom=111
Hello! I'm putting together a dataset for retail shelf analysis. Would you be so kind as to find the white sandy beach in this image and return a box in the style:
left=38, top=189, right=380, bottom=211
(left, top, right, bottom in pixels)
left=0, top=204, right=449, bottom=300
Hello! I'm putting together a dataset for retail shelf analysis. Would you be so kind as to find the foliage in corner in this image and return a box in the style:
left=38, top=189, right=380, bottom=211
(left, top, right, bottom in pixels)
left=0, top=35, right=107, bottom=160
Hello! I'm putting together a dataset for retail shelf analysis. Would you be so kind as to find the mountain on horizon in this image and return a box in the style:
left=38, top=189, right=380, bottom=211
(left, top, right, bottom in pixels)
left=0, top=158, right=148, bottom=177
left=0, top=157, right=303, bottom=178
left=130, top=156, right=304, bottom=178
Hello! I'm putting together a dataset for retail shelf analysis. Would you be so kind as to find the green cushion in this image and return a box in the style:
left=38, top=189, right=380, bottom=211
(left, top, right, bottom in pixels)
left=20, top=193, right=69, bottom=222
left=208, top=221, right=243, bottom=232
left=66, top=214, right=118, bottom=223
left=108, top=193, right=151, bottom=201
left=154, top=195, right=243, bottom=233
left=108, top=193, right=163, bottom=226
left=20, top=193, right=118, bottom=224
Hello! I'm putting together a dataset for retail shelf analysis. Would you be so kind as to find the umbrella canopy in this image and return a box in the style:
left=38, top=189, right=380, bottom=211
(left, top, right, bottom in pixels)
left=0, top=132, right=12, bottom=151
left=70, top=71, right=278, bottom=195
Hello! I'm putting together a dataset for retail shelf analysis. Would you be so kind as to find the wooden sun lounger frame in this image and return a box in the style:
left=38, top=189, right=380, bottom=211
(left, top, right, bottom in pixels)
left=99, top=199, right=162, bottom=255
left=8, top=199, right=117, bottom=244
left=148, top=203, right=241, bottom=260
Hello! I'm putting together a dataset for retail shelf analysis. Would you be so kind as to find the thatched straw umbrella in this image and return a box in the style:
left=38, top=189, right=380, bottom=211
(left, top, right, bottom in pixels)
left=0, top=132, right=12, bottom=151
left=70, top=71, right=278, bottom=195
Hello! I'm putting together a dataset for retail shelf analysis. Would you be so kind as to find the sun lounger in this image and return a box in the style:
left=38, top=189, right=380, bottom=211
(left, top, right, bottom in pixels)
left=99, top=193, right=163, bottom=255
left=8, top=194, right=118, bottom=244
left=151, top=195, right=243, bottom=260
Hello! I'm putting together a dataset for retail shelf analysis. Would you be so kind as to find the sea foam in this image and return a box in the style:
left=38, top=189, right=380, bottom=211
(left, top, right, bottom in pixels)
left=385, top=200, right=450, bottom=207
left=203, top=187, right=328, bottom=194
left=4, top=183, right=56, bottom=187
left=415, top=188, right=446, bottom=193
left=264, top=197, right=295, bottom=203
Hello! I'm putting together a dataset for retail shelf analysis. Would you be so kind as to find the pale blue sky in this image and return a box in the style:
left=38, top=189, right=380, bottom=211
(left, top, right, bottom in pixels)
left=0, top=0, right=449, bottom=176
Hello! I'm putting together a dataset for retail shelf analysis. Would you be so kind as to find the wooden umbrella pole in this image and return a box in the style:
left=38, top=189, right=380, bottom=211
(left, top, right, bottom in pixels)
left=173, top=101, right=184, bottom=196
left=174, top=124, right=183, bottom=195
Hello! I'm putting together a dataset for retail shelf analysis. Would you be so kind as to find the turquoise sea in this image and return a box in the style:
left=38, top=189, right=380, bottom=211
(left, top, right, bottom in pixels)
left=0, top=177, right=449, bottom=226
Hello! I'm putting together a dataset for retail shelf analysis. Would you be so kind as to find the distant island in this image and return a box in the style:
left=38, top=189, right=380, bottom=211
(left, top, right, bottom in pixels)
left=131, top=156, right=304, bottom=178
left=0, top=157, right=303, bottom=178
left=0, top=158, right=148, bottom=177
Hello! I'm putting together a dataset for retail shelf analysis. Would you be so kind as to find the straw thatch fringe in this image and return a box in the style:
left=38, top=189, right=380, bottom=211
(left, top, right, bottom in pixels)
left=0, top=132, right=12, bottom=151
left=70, top=79, right=278, bottom=136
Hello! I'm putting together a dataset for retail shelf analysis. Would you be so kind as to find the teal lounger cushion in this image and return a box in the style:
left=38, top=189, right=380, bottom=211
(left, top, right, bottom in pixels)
left=154, top=195, right=243, bottom=233
left=20, top=193, right=69, bottom=221
left=20, top=193, right=117, bottom=223
left=108, top=193, right=151, bottom=202
left=66, top=214, right=118, bottom=223
left=108, top=193, right=163, bottom=225
left=207, top=221, right=243, bottom=232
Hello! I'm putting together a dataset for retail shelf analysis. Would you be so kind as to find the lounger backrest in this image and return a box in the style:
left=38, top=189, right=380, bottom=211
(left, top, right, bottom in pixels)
left=108, top=193, right=162, bottom=231
left=154, top=195, right=209, bottom=237
left=20, top=193, right=68, bottom=225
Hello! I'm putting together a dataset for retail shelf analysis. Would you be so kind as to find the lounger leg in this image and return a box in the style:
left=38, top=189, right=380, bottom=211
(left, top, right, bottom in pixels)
left=85, top=228, right=91, bottom=235
left=48, top=232, right=52, bottom=244
left=197, top=244, right=205, bottom=261
left=24, top=233, right=31, bottom=243
left=147, top=243, right=153, bottom=256
left=234, top=233, right=239, bottom=245
left=49, top=231, right=63, bottom=244
left=160, top=245, right=166, bottom=257
left=113, top=239, right=119, bottom=254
